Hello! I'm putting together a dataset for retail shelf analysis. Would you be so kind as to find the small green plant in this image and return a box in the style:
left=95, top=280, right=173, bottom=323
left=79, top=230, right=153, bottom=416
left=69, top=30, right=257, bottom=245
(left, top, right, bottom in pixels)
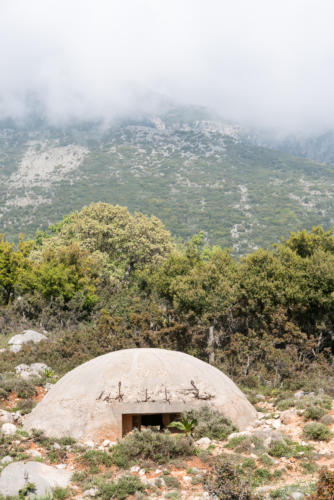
left=99, top=475, right=146, bottom=500
left=44, top=367, right=56, bottom=378
left=163, top=475, right=180, bottom=489
left=303, top=422, right=333, bottom=441
left=80, top=449, right=112, bottom=473
left=226, top=436, right=247, bottom=449
left=242, top=458, right=256, bottom=470
left=269, top=440, right=293, bottom=458
left=252, top=468, right=272, bottom=487
left=52, top=486, right=71, bottom=500
left=168, top=416, right=197, bottom=436
left=259, top=453, right=274, bottom=467
left=18, top=482, right=36, bottom=498
left=301, top=461, right=317, bottom=474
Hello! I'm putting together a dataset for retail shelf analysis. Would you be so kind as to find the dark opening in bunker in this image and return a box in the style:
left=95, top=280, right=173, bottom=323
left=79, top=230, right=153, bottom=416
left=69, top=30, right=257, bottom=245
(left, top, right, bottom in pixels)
left=122, top=413, right=180, bottom=436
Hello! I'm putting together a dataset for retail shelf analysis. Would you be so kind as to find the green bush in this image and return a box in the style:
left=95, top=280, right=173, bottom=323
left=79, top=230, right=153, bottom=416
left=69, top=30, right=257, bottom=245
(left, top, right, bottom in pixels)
left=0, top=374, right=36, bottom=399
left=185, top=406, right=237, bottom=440
left=14, top=398, right=36, bottom=415
left=110, top=429, right=195, bottom=468
left=310, top=467, right=334, bottom=499
left=252, top=468, right=272, bottom=487
left=204, top=460, right=252, bottom=499
left=163, top=475, right=181, bottom=489
left=80, top=450, right=113, bottom=473
left=52, top=487, right=71, bottom=500
left=303, top=406, right=326, bottom=421
left=99, top=475, right=145, bottom=500
left=269, top=440, right=293, bottom=458
left=303, top=423, right=333, bottom=441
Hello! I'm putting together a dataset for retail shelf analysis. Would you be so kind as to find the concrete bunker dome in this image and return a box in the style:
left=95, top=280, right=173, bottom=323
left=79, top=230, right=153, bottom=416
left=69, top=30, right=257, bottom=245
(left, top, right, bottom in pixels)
left=24, top=348, right=257, bottom=442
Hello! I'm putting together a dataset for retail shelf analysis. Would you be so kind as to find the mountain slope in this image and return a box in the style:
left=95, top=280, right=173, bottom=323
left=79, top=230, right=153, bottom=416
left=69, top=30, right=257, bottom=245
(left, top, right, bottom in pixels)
left=1, top=109, right=334, bottom=254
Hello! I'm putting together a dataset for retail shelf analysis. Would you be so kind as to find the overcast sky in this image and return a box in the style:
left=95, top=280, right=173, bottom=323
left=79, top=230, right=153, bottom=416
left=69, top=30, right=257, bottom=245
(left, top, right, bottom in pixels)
left=1, top=0, right=334, bottom=132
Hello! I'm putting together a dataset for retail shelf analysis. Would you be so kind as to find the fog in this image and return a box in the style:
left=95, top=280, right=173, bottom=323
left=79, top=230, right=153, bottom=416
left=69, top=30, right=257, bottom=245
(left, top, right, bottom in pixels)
left=1, top=0, right=334, bottom=132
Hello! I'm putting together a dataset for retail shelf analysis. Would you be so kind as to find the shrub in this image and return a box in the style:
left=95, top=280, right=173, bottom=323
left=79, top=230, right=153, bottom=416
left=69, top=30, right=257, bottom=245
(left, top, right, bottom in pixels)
left=303, top=406, right=326, bottom=421
left=99, top=475, right=145, bottom=500
left=310, top=467, right=334, bottom=499
left=52, top=487, right=71, bottom=500
left=110, top=429, right=195, bottom=468
left=163, top=475, right=180, bottom=489
left=303, top=423, right=333, bottom=441
left=80, top=450, right=113, bottom=473
left=0, top=374, right=36, bottom=399
left=204, top=460, right=252, bottom=499
left=14, top=398, right=36, bottom=415
left=252, top=468, right=272, bottom=487
left=185, top=406, right=237, bottom=440
left=259, top=453, right=274, bottom=467
left=269, top=440, right=293, bottom=458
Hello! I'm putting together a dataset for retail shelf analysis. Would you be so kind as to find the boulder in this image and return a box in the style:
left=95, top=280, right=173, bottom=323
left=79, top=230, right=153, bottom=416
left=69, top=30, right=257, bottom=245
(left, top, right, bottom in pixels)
left=0, top=456, right=13, bottom=465
left=195, top=437, right=212, bottom=448
left=281, top=409, right=296, bottom=425
left=15, top=363, right=49, bottom=380
left=8, top=330, right=47, bottom=353
left=0, top=461, right=71, bottom=496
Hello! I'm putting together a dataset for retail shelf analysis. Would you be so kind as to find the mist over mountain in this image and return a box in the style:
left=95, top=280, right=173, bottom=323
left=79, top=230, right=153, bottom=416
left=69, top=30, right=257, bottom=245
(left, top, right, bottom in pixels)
left=1, top=0, right=334, bottom=133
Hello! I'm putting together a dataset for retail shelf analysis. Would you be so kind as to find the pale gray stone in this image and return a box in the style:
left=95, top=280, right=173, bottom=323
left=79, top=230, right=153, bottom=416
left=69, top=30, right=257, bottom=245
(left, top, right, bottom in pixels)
left=281, top=408, right=296, bottom=425
left=0, top=461, right=71, bottom=496
left=16, top=362, right=50, bottom=380
left=27, top=449, right=42, bottom=458
left=1, top=423, right=17, bottom=436
left=228, top=431, right=252, bottom=440
left=9, top=330, right=47, bottom=353
left=0, top=410, right=14, bottom=425
left=0, top=456, right=13, bottom=465
left=289, top=492, right=305, bottom=500
left=196, top=437, right=211, bottom=447
left=294, top=390, right=306, bottom=399
left=83, top=488, right=99, bottom=497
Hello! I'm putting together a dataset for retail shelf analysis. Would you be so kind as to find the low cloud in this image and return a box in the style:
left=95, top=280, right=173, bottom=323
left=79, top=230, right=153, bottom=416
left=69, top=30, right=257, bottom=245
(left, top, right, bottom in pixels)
left=1, top=0, right=334, bottom=132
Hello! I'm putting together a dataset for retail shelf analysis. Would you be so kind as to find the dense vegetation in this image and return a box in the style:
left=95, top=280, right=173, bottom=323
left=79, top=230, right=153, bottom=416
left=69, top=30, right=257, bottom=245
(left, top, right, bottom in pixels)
left=1, top=202, right=333, bottom=390
left=2, top=108, right=334, bottom=254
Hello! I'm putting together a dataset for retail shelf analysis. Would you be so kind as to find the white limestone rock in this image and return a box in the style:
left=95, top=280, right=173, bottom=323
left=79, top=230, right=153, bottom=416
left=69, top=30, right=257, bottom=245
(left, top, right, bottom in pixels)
left=1, top=423, right=17, bottom=436
left=0, top=461, right=71, bottom=496
left=9, top=330, right=47, bottom=353
left=15, top=363, right=49, bottom=380
left=196, top=437, right=212, bottom=448
left=27, top=449, right=42, bottom=458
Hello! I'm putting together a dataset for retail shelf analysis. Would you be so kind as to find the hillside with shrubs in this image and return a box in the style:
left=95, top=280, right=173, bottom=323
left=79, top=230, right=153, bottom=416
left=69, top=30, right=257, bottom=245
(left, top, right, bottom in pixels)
left=0, top=202, right=333, bottom=499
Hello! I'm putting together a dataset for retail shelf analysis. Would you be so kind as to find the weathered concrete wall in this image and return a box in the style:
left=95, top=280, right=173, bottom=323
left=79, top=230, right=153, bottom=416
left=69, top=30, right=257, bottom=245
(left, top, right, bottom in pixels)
left=24, top=348, right=257, bottom=442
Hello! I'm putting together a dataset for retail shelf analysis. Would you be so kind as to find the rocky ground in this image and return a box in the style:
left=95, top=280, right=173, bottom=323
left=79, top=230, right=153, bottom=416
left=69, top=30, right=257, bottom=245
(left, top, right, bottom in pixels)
left=0, top=332, right=333, bottom=499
